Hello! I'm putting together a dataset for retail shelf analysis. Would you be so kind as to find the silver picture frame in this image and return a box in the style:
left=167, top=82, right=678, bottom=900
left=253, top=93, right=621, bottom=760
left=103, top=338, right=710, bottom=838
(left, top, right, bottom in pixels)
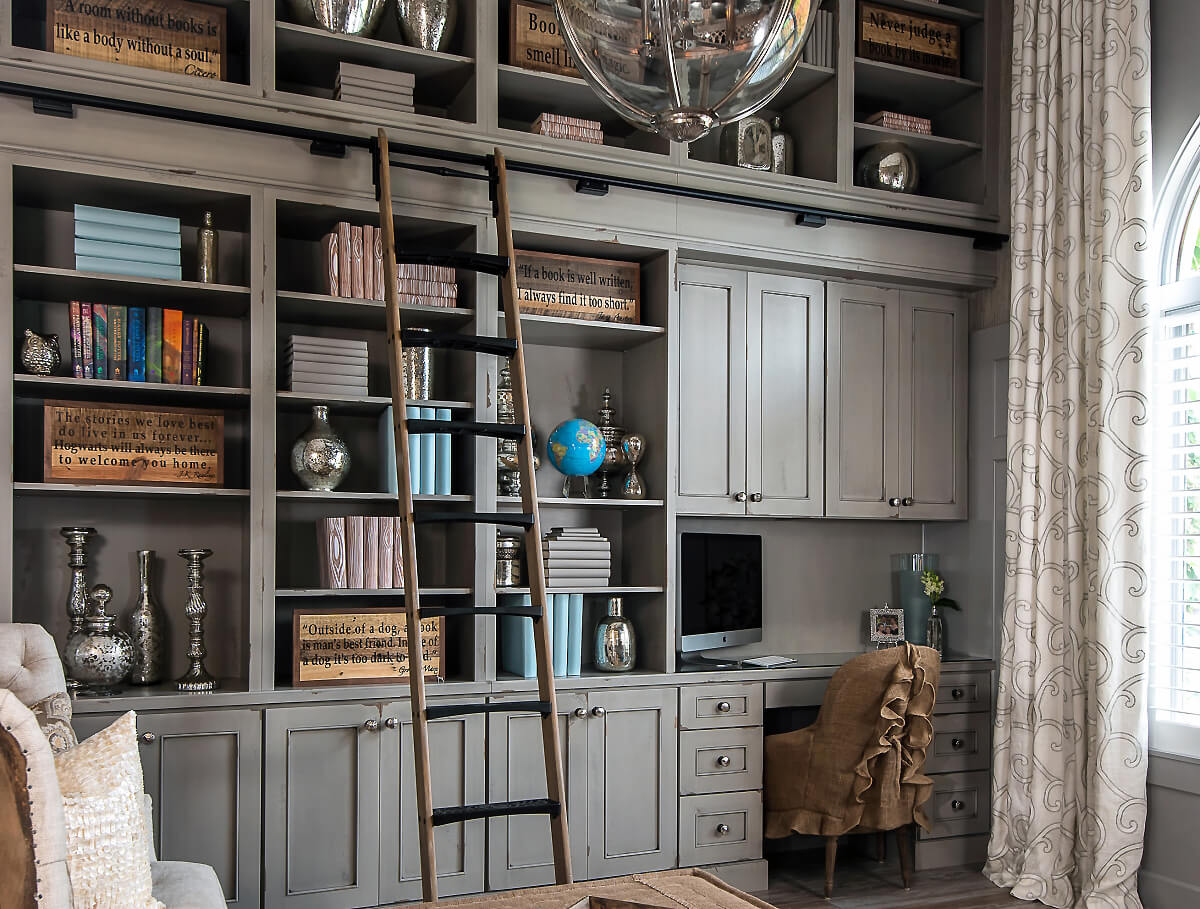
left=869, top=607, right=905, bottom=646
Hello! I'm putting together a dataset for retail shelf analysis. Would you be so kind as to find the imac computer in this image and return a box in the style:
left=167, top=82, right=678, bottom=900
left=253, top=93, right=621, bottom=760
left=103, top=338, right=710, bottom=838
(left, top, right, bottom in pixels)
left=677, top=532, right=762, bottom=665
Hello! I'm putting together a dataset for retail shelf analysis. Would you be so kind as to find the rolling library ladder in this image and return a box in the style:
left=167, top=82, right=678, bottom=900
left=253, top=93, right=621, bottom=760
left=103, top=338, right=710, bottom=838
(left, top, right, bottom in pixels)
left=372, top=129, right=572, bottom=902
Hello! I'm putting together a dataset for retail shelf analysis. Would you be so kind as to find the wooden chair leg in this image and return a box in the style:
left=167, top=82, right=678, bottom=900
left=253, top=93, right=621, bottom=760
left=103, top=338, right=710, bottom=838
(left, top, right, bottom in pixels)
left=895, top=824, right=914, bottom=891
left=875, top=830, right=887, bottom=863
left=824, top=836, right=838, bottom=900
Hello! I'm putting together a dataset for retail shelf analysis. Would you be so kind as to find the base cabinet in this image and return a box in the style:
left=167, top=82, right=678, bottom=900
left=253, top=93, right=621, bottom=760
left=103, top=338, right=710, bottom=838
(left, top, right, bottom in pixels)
left=71, top=708, right=262, bottom=908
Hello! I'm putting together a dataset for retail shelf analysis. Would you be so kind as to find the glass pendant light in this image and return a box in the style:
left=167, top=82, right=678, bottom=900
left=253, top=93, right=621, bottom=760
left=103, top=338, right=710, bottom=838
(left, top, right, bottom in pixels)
left=554, top=0, right=817, bottom=143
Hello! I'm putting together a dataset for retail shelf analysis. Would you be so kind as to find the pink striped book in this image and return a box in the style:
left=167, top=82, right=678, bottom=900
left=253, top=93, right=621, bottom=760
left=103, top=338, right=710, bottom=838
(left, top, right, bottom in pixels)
left=317, top=517, right=348, bottom=589
left=377, top=516, right=394, bottom=588
left=363, top=516, right=380, bottom=589
left=345, top=515, right=365, bottom=588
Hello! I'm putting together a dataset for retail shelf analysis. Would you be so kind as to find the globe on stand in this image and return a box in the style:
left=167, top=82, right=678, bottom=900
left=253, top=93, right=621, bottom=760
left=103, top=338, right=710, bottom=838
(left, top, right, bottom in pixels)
left=546, top=419, right=606, bottom=498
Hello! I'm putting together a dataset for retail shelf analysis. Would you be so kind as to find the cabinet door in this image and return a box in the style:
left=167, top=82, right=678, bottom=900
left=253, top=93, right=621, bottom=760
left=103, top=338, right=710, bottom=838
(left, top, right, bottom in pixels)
left=676, top=265, right=749, bottom=515
left=746, top=274, right=825, bottom=516
left=586, top=687, right=678, bottom=877
left=378, top=700, right=486, bottom=902
left=264, top=705, right=381, bottom=909
left=825, top=283, right=900, bottom=518
left=487, top=693, right=588, bottom=889
left=898, top=291, right=968, bottom=520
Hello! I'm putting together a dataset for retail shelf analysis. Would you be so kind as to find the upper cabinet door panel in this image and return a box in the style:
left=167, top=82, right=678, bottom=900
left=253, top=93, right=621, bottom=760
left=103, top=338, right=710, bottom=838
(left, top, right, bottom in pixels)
left=826, top=284, right=900, bottom=518
left=747, top=274, right=825, bottom=517
left=900, top=291, right=968, bottom=520
left=676, top=265, right=748, bottom=515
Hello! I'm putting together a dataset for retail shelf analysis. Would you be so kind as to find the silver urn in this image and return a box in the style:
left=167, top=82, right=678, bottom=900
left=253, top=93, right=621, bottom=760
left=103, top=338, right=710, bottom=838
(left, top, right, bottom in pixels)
left=395, top=0, right=456, bottom=51
left=856, top=142, right=920, bottom=194
left=20, top=329, right=61, bottom=376
left=63, top=584, right=133, bottom=696
left=288, top=0, right=388, bottom=37
left=594, top=596, right=636, bottom=672
left=291, top=405, right=351, bottom=491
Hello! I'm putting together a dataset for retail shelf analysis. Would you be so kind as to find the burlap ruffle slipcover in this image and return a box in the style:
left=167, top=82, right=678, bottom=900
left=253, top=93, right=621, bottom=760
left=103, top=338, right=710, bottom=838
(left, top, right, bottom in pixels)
left=764, top=643, right=941, bottom=839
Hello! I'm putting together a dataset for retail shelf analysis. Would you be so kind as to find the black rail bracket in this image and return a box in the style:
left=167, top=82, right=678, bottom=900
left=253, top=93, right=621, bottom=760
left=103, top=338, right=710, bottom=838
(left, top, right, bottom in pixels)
left=310, top=138, right=347, bottom=159
left=32, top=96, right=74, bottom=119
left=795, top=212, right=827, bottom=228
left=575, top=178, right=610, bottom=197
left=973, top=234, right=1006, bottom=252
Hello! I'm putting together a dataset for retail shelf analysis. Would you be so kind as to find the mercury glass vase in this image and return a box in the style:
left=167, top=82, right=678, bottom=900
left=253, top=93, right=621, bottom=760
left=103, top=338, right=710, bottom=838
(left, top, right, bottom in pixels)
left=291, top=405, right=351, bottom=491
left=63, top=584, right=133, bottom=696
left=60, top=526, right=97, bottom=690
left=395, top=0, right=456, bottom=51
left=128, top=550, right=167, bottom=685
left=595, top=596, right=636, bottom=672
left=288, top=0, right=388, bottom=37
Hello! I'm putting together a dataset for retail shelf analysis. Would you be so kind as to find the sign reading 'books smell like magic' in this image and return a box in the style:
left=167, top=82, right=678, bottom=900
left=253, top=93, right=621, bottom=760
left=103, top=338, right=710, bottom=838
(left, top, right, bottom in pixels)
left=47, top=0, right=226, bottom=80
left=514, top=250, right=640, bottom=324
left=44, top=401, right=223, bottom=487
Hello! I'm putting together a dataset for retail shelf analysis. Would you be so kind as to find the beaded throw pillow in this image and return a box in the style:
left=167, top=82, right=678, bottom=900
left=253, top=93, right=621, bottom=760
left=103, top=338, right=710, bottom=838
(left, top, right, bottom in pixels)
left=31, top=692, right=77, bottom=755
left=54, top=711, right=163, bottom=909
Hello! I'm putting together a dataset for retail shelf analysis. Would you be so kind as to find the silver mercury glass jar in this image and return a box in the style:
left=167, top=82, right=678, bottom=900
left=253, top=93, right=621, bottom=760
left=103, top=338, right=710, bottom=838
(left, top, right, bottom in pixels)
left=395, top=0, right=456, bottom=51
left=403, top=327, right=433, bottom=400
left=594, top=596, right=636, bottom=672
left=496, top=533, right=523, bottom=588
left=770, top=116, right=794, bottom=176
left=288, top=0, right=388, bottom=37
left=128, top=550, right=167, bottom=685
left=63, top=584, right=133, bottom=696
left=290, top=405, right=351, bottom=491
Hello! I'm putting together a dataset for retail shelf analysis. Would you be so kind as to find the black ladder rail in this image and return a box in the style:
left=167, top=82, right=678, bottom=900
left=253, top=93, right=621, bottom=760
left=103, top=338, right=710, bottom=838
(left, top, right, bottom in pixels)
left=395, top=247, right=510, bottom=276
left=432, top=799, right=561, bottom=826
left=413, top=511, right=535, bottom=528
left=425, top=701, right=552, bottom=721
left=416, top=604, right=544, bottom=619
left=399, top=329, right=518, bottom=357
left=406, top=419, right=526, bottom=440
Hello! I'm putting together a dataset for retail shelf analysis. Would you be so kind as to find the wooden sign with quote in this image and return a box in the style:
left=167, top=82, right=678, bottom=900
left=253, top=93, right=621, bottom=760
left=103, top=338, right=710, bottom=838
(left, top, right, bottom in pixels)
left=47, top=0, right=227, bottom=81
left=43, top=400, right=223, bottom=487
left=514, top=250, right=640, bottom=324
left=293, top=607, right=444, bottom=687
left=857, top=2, right=961, bottom=77
left=510, top=0, right=578, bottom=77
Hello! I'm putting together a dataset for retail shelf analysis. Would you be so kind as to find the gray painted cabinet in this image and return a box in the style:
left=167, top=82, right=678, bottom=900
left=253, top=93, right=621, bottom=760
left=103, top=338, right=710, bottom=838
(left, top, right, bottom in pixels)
left=677, top=265, right=825, bottom=517
left=826, top=284, right=968, bottom=520
left=72, top=709, right=262, bottom=908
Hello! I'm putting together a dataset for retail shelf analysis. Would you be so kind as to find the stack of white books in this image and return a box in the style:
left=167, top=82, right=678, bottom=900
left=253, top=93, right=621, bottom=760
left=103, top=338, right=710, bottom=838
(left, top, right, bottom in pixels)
left=335, top=63, right=415, bottom=113
left=542, top=527, right=611, bottom=588
left=286, top=335, right=368, bottom=396
left=801, top=8, right=835, bottom=68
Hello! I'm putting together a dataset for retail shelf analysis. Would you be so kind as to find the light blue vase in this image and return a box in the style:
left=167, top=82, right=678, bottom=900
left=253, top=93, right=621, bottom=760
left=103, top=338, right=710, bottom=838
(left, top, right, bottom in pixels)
left=892, top=553, right=938, bottom=647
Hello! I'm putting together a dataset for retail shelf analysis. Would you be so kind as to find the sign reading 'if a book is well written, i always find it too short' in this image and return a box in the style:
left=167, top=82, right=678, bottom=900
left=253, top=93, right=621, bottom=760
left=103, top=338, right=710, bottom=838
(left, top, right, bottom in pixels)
left=48, top=0, right=226, bottom=80
left=514, top=250, right=641, bottom=324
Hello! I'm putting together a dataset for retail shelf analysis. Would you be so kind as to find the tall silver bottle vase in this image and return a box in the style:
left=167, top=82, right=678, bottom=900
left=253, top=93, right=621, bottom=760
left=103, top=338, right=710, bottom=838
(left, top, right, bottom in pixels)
left=403, top=327, right=433, bottom=399
left=288, top=0, right=388, bottom=37
left=128, top=550, right=167, bottom=685
left=197, top=211, right=218, bottom=284
left=595, top=596, right=636, bottom=672
left=176, top=549, right=218, bottom=692
left=60, top=526, right=97, bottom=690
left=395, top=0, right=456, bottom=52
left=290, top=404, right=351, bottom=491
left=63, top=584, right=133, bottom=696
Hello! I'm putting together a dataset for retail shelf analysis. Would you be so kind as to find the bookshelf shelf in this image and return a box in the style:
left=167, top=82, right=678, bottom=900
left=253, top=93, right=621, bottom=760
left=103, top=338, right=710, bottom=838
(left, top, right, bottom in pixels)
left=276, top=490, right=473, bottom=503
left=502, top=313, right=666, bottom=351
left=499, top=496, right=665, bottom=508
left=870, top=0, right=983, bottom=25
left=276, top=291, right=475, bottom=331
left=276, top=391, right=473, bottom=415
left=497, top=586, right=666, bottom=596
left=13, top=265, right=252, bottom=317
left=14, top=374, right=252, bottom=407
left=852, top=123, right=983, bottom=171
left=13, top=482, right=251, bottom=498
left=276, top=587, right=473, bottom=597
left=853, top=58, right=983, bottom=111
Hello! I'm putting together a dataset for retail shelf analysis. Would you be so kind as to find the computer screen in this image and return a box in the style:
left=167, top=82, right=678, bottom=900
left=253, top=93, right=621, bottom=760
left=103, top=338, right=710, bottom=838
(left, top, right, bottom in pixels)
left=678, top=532, right=762, bottom=653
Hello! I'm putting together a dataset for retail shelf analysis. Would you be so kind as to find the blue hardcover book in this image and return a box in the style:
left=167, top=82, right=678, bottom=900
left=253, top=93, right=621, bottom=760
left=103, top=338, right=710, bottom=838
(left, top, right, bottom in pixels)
left=74, top=204, right=181, bottom=234
left=566, top=593, right=584, bottom=676
left=553, top=594, right=568, bottom=678
left=405, top=406, right=422, bottom=494
left=146, top=307, right=163, bottom=382
left=435, top=408, right=452, bottom=496
left=419, top=406, right=436, bottom=496
left=75, top=237, right=182, bottom=266
left=74, top=220, right=182, bottom=250
left=500, top=595, right=537, bottom=678
left=128, top=307, right=147, bottom=382
left=75, top=256, right=183, bottom=281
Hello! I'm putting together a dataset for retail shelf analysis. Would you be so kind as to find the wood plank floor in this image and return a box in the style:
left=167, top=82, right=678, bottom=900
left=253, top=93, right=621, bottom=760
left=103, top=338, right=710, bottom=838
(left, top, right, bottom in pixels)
left=754, top=856, right=1025, bottom=908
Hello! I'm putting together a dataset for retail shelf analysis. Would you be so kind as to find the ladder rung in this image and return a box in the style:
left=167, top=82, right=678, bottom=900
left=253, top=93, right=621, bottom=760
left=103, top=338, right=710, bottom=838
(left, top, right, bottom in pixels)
left=406, top=419, right=525, bottom=440
left=399, top=329, right=518, bottom=357
left=425, top=701, right=551, bottom=721
left=413, top=511, right=534, bottom=528
left=432, top=798, right=561, bottom=826
left=417, top=604, right=543, bottom=618
left=396, top=247, right=510, bottom=277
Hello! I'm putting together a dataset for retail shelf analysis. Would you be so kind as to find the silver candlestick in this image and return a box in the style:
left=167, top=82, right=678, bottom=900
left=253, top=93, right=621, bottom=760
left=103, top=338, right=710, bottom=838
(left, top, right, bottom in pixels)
left=61, top=526, right=97, bottom=690
left=594, top=388, right=627, bottom=499
left=176, top=549, right=218, bottom=692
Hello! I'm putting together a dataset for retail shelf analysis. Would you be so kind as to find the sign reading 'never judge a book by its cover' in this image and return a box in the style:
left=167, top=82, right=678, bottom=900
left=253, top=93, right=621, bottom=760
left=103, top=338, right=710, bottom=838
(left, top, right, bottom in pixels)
left=514, top=250, right=640, bottom=324
left=44, top=400, right=223, bottom=487
left=293, top=608, right=443, bottom=687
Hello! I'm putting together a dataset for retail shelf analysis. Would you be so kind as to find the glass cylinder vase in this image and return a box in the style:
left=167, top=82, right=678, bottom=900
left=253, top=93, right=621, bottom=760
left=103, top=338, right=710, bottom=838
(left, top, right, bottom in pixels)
left=128, top=550, right=167, bottom=685
left=891, top=553, right=938, bottom=647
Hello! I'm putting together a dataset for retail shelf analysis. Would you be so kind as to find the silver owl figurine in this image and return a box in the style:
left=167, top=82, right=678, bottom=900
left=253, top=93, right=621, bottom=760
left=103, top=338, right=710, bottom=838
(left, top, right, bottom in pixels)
left=20, top=329, right=61, bottom=376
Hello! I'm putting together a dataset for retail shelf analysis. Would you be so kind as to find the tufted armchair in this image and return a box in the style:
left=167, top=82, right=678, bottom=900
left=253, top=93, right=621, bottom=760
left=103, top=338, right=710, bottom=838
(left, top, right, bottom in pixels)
left=0, top=622, right=225, bottom=908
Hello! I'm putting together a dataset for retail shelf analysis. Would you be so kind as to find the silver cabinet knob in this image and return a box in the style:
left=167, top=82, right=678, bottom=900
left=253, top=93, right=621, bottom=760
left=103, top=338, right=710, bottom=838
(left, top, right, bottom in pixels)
left=733, top=491, right=747, bottom=503
left=951, top=688, right=965, bottom=700
left=574, top=707, right=588, bottom=718
left=139, top=732, right=156, bottom=745
left=902, top=496, right=915, bottom=507
left=715, top=823, right=730, bottom=836
left=951, top=738, right=965, bottom=750
left=716, top=701, right=731, bottom=713
left=888, top=497, right=902, bottom=507
left=590, top=706, right=606, bottom=718
left=364, top=719, right=380, bottom=732
left=384, top=717, right=399, bottom=730
left=716, top=755, right=731, bottom=767
left=951, top=800, right=965, bottom=811
left=749, top=492, right=763, bottom=503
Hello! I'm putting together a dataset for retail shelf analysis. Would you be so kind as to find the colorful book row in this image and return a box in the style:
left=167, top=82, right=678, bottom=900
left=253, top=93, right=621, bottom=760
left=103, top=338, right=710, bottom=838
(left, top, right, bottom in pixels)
left=500, top=593, right=585, bottom=678
left=69, top=302, right=208, bottom=384
left=379, top=406, right=453, bottom=497
left=321, top=221, right=459, bottom=307
left=315, top=515, right=404, bottom=590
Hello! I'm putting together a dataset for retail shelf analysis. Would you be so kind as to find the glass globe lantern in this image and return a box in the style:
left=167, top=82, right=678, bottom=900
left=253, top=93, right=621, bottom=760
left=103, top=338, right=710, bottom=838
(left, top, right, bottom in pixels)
left=554, top=0, right=817, bottom=143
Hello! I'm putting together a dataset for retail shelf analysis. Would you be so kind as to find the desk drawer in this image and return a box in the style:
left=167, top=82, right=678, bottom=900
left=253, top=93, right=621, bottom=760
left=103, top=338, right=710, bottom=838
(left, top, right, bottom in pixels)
left=920, top=771, right=990, bottom=840
left=679, top=728, right=763, bottom=795
left=924, top=712, right=991, bottom=775
left=935, top=671, right=992, bottom=715
left=679, top=792, right=762, bottom=866
left=680, top=683, right=763, bottom=730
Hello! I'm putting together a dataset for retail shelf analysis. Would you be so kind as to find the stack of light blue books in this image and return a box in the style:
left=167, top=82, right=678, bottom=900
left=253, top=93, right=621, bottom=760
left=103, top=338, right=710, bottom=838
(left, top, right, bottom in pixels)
left=499, top=593, right=585, bottom=678
left=74, top=204, right=182, bottom=281
left=378, top=405, right=453, bottom=496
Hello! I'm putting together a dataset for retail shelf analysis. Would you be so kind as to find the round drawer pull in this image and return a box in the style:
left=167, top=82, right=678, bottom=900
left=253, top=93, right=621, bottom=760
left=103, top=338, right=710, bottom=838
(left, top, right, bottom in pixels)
left=902, top=496, right=914, bottom=507
left=749, top=492, right=763, bottom=503
left=951, top=738, right=965, bottom=750
left=951, top=688, right=965, bottom=700
left=951, top=800, right=965, bottom=811
left=734, top=492, right=747, bottom=503
left=384, top=717, right=399, bottom=730
left=888, top=497, right=902, bottom=507
left=364, top=719, right=380, bottom=732
left=574, top=707, right=588, bottom=719
left=591, top=706, right=606, bottom=718
left=716, top=701, right=732, bottom=713
left=139, top=732, right=156, bottom=745
left=715, top=823, right=730, bottom=837
left=716, top=755, right=731, bottom=767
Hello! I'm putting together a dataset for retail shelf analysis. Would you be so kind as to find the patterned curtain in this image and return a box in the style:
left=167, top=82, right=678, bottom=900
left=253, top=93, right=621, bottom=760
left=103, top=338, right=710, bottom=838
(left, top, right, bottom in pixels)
left=984, top=2, right=1153, bottom=908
